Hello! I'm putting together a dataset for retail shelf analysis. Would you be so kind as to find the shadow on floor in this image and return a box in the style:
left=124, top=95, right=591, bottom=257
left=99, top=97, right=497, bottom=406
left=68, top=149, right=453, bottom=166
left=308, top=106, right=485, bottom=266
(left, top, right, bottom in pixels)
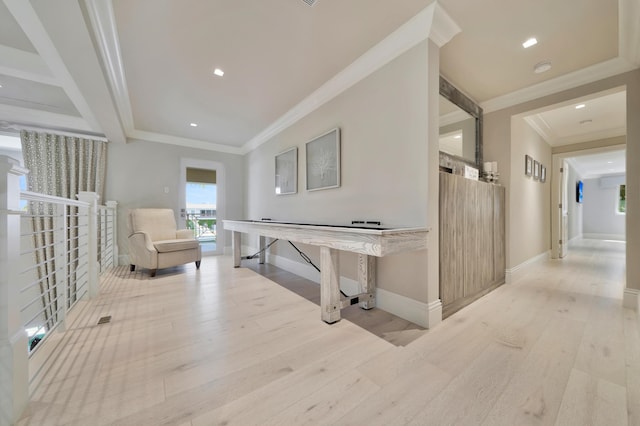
left=244, top=261, right=427, bottom=346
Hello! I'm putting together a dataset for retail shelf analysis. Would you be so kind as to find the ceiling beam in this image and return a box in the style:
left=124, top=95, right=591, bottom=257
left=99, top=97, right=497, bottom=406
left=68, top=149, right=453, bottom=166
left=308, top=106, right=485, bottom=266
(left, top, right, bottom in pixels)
left=3, top=0, right=126, bottom=143
left=0, top=44, right=56, bottom=85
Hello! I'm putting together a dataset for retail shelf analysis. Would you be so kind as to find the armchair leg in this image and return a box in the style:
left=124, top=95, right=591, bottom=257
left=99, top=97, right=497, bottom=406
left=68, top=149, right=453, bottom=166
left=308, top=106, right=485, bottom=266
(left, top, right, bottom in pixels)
left=130, top=264, right=135, bottom=272
left=149, top=269, right=157, bottom=277
left=196, top=260, right=201, bottom=269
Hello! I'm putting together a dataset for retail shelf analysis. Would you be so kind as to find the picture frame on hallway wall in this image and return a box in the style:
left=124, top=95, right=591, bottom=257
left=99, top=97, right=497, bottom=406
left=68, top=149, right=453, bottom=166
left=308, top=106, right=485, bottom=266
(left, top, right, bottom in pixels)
left=306, top=128, right=341, bottom=191
left=533, top=160, right=540, bottom=180
left=275, top=147, right=297, bottom=195
left=540, top=165, right=546, bottom=183
left=525, top=155, right=533, bottom=176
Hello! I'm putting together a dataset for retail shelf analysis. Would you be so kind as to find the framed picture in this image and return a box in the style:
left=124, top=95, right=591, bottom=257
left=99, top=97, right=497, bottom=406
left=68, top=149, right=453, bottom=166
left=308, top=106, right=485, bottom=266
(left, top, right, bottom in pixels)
left=525, top=155, right=533, bottom=176
left=275, top=147, right=297, bottom=195
left=306, top=128, right=340, bottom=191
left=533, top=160, right=540, bottom=180
left=540, top=165, right=546, bottom=183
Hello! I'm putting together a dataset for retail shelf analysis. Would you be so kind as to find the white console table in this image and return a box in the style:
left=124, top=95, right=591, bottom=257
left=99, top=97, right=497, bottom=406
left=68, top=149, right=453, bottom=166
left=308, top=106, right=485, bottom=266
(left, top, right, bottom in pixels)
left=222, top=220, right=428, bottom=324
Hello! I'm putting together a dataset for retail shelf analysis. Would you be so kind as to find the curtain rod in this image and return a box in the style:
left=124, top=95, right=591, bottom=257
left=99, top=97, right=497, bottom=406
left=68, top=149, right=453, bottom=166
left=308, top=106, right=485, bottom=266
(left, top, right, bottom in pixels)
left=0, top=121, right=109, bottom=142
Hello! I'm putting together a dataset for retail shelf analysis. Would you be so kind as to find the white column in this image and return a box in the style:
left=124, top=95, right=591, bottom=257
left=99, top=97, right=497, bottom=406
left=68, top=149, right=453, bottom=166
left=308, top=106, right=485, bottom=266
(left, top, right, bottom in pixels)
left=77, top=192, right=99, bottom=298
left=106, top=201, right=118, bottom=267
left=232, top=231, right=241, bottom=267
left=0, top=155, right=29, bottom=424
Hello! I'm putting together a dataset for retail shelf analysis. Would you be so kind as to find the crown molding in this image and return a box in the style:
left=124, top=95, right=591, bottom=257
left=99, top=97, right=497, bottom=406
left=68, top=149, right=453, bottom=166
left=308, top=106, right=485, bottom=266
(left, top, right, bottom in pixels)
left=85, top=0, right=135, bottom=133
left=127, top=129, right=244, bottom=155
left=552, top=126, right=627, bottom=147
left=0, top=44, right=57, bottom=85
left=481, top=56, right=637, bottom=114
left=242, top=2, right=460, bottom=153
left=523, top=114, right=554, bottom=144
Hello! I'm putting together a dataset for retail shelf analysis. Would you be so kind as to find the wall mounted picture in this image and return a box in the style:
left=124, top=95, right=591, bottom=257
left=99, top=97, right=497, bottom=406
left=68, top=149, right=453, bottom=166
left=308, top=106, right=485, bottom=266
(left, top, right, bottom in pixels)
left=540, top=165, right=546, bottom=183
left=533, top=160, right=540, bottom=180
left=275, top=147, right=297, bottom=195
left=306, top=128, right=340, bottom=191
left=576, top=180, right=584, bottom=203
left=525, top=155, right=533, bottom=176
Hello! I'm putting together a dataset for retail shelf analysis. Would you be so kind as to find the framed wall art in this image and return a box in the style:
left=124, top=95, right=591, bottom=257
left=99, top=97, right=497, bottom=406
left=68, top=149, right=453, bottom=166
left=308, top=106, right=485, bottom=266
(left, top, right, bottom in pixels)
left=533, top=160, right=540, bottom=180
left=306, top=128, right=340, bottom=191
left=525, top=155, right=533, bottom=176
left=540, top=165, right=546, bottom=183
left=275, top=147, right=297, bottom=195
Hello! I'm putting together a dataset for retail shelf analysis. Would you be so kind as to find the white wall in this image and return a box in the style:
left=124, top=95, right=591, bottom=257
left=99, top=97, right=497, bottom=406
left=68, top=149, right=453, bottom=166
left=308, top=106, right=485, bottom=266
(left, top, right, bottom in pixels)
left=566, top=162, right=583, bottom=241
left=105, top=139, right=244, bottom=260
left=583, top=174, right=625, bottom=240
left=507, top=117, right=552, bottom=268
left=245, top=41, right=434, bottom=306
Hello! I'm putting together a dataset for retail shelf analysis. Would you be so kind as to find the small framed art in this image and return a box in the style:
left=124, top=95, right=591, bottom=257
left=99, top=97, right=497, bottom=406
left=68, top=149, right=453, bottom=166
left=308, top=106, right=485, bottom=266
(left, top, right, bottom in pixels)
left=533, top=160, right=540, bottom=180
left=525, top=155, right=533, bottom=176
left=275, top=147, right=297, bottom=195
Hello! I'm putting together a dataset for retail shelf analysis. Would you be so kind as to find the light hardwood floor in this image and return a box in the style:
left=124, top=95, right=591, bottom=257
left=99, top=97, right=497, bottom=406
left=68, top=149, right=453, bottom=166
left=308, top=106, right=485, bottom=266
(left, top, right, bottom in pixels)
left=17, top=239, right=639, bottom=425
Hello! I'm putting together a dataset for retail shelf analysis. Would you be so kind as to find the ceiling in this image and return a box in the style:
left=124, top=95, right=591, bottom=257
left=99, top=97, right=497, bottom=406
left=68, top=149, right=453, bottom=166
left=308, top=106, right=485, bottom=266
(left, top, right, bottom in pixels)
left=568, top=149, right=626, bottom=178
left=0, top=0, right=638, bottom=156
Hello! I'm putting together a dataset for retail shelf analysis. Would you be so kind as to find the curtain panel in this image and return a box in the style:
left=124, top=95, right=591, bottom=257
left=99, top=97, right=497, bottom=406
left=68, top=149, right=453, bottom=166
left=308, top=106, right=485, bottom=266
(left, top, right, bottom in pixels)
left=20, top=131, right=107, bottom=342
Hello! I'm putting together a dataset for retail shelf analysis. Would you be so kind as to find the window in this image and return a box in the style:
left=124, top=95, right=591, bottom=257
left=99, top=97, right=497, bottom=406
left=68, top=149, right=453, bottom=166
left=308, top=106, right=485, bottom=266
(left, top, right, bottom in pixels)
left=617, top=184, right=626, bottom=214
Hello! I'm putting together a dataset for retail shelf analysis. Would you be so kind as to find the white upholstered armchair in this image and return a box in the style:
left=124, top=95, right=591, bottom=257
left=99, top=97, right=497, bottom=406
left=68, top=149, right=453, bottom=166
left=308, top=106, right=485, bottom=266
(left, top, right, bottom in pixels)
left=128, top=208, right=201, bottom=277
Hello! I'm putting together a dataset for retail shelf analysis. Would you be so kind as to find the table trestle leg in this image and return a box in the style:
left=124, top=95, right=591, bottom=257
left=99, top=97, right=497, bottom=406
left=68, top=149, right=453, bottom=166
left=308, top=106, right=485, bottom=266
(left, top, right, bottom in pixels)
left=357, top=254, right=376, bottom=309
left=320, top=246, right=341, bottom=324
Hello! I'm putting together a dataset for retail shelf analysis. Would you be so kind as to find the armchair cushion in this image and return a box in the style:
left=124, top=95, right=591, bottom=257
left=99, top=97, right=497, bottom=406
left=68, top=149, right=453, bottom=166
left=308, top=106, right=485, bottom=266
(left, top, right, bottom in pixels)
left=154, top=238, right=200, bottom=253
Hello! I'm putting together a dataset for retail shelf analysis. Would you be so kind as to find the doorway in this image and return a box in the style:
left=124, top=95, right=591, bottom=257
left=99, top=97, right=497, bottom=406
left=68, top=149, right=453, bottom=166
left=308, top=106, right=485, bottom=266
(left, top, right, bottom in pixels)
left=180, top=159, right=225, bottom=256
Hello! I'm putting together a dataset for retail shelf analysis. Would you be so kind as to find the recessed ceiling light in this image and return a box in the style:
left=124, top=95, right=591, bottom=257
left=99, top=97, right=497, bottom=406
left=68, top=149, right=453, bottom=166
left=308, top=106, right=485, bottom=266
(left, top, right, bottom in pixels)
left=575, top=104, right=586, bottom=109
left=533, top=61, right=552, bottom=73
left=522, top=38, right=538, bottom=48
left=213, top=68, right=224, bottom=77
left=607, top=161, right=613, bottom=164
left=190, top=123, right=198, bottom=127
left=580, top=119, right=592, bottom=125
left=454, top=135, right=462, bottom=139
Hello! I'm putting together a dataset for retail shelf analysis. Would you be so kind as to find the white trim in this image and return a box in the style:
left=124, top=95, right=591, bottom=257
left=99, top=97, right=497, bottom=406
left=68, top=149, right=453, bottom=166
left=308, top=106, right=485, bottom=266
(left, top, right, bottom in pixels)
left=505, top=251, right=550, bottom=284
left=258, top=249, right=433, bottom=328
left=84, top=0, right=135, bottom=132
left=241, top=2, right=460, bottom=153
left=0, top=104, right=94, bottom=134
left=376, top=288, right=432, bottom=329
left=0, top=119, right=108, bottom=142
left=481, top=57, right=636, bottom=114
left=623, top=288, right=639, bottom=310
left=582, top=233, right=626, bottom=241
left=179, top=158, right=225, bottom=255
left=0, top=44, right=56, bottom=85
left=128, top=129, right=244, bottom=155
left=3, top=0, right=101, bottom=131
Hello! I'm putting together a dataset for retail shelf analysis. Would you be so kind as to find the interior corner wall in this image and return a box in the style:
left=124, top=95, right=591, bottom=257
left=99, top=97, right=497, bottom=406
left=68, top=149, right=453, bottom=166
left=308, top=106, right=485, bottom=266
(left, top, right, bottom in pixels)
left=244, top=41, right=431, bottom=304
left=104, top=139, right=244, bottom=259
left=566, top=162, right=583, bottom=241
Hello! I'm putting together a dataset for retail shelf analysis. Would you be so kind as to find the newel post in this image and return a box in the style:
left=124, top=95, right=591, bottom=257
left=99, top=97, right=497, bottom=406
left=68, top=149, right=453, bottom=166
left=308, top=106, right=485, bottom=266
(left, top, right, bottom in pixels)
left=77, top=192, right=99, bottom=298
left=0, top=155, right=29, bottom=424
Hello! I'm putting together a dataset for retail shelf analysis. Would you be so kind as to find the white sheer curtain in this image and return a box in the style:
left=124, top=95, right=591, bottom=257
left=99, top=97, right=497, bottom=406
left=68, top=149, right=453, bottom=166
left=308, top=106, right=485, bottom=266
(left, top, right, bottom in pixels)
left=20, top=131, right=107, bottom=332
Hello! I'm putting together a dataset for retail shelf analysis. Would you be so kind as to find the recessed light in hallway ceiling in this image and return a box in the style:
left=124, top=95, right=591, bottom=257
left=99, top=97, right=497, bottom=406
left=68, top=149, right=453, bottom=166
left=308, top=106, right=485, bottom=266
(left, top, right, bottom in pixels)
left=213, top=68, right=224, bottom=77
left=534, top=61, right=552, bottom=73
left=190, top=123, right=198, bottom=127
left=575, top=104, right=586, bottom=109
left=522, top=37, right=538, bottom=48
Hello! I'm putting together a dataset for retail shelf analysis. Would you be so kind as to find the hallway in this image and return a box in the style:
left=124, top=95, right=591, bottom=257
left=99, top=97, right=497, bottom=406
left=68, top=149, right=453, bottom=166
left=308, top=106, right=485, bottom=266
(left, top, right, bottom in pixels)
left=17, top=239, right=638, bottom=425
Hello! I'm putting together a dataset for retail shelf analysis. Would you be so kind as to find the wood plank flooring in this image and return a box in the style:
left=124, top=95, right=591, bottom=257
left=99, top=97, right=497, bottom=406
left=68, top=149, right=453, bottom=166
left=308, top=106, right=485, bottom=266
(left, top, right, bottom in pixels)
left=17, top=239, right=639, bottom=425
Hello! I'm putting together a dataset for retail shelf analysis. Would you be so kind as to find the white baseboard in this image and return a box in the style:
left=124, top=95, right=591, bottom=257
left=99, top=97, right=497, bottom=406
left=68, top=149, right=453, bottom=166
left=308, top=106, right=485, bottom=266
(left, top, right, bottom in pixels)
left=118, top=254, right=129, bottom=266
left=256, top=250, right=433, bottom=328
left=505, top=250, right=550, bottom=284
left=623, top=288, right=639, bottom=311
left=582, top=233, right=626, bottom=241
